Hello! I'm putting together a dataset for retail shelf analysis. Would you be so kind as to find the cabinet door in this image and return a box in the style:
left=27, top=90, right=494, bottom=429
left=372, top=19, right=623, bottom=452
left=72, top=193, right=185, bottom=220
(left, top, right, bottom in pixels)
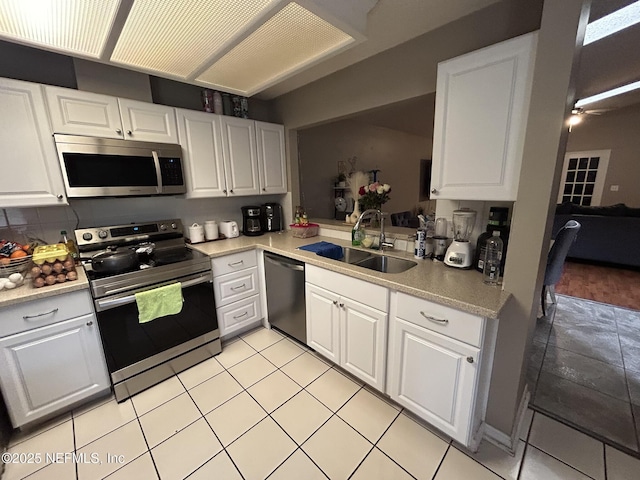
left=387, top=317, right=479, bottom=445
left=44, top=85, right=123, bottom=139
left=176, top=108, right=227, bottom=198
left=0, top=314, right=110, bottom=428
left=431, top=32, right=537, bottom=201
left=305, top=283, right=340, bottom=363
left=340, top=298, right=387, bottom=390
left=118, top=98, right=178, bottom=143
left=0, top=79, right=67, bottom=207
left=220, top=117, right=260, bottom=196
left=256, top=121, right=287, bottom=194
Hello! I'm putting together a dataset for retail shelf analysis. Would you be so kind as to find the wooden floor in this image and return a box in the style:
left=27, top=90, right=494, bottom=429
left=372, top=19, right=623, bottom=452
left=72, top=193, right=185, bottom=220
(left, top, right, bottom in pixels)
left=555, top=260, right=640, bottom=311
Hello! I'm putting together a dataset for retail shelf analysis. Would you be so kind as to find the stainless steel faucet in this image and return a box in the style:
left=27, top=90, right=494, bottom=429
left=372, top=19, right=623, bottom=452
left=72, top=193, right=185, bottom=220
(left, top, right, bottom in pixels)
left=354, top=209, right=395, bottom=250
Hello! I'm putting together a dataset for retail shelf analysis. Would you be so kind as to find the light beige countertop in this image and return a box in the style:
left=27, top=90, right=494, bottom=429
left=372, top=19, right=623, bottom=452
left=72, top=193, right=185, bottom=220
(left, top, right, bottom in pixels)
left=190, top=232, right=511, bottom=319
left=0, top=267, right=90, bottom=308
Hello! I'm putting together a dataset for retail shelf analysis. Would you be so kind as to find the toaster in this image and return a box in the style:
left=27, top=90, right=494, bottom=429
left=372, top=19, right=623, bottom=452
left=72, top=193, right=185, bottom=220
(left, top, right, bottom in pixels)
left=219, top=221, right=239, bottom=238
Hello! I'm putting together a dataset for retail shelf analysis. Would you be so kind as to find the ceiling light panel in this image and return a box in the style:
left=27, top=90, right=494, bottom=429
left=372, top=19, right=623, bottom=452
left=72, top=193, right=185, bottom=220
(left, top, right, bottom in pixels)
left=197, top=2, right=354, bottom=95
left=111, top=0, right=277, bottom=78
left=0, top=0, right=119, bottom=57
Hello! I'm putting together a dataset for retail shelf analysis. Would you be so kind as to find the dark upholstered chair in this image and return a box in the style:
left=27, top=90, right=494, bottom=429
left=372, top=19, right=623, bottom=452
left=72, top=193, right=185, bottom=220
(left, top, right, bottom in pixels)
left=541, top=220, right=581, bottom=316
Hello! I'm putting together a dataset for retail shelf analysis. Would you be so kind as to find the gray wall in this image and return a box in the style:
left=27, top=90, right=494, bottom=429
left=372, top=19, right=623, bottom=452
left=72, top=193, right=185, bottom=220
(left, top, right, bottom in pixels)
left=298, top=120, right=431, bottom=219
left=565, top=103, right=640, bottom=207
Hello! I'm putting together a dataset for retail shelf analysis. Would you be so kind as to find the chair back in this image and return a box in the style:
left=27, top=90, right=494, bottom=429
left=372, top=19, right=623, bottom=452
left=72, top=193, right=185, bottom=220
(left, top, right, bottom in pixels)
left=544, top=220, right=581, bottom=286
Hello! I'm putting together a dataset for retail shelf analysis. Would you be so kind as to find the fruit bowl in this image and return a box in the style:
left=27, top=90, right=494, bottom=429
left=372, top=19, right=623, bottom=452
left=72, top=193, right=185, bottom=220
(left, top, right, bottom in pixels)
left=0, top=255, right=32, bottom=276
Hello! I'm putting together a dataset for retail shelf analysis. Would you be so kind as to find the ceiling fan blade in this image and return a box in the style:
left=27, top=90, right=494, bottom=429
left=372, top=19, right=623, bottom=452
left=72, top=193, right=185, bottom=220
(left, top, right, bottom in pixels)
left=585, top=109, right=609, bottom=115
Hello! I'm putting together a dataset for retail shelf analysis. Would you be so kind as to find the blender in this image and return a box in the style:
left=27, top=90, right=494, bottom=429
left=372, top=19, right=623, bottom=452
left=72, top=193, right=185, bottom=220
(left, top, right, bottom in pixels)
left=444, top=209, right=477, bottom=268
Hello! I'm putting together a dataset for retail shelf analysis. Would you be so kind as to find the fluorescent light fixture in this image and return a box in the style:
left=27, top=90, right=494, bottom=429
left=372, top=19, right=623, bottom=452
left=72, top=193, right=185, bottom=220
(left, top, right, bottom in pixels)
left=575, top=80, right=640, bottom=107
left=584, top=1, right=640, bottom=45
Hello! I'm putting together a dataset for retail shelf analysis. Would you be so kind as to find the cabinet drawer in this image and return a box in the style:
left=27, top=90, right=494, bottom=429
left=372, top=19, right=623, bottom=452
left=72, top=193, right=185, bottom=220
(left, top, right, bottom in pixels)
left=0, top=290, right=94, bottom=338
left=212, top=250, right=257, bottom=277
left=394, top=292, right=485, bottom=347
left=213, top=267, right=259, bottom=307
left=306, top=264, right=388, bottom=312
left=217, top=294, right=262, bottom=336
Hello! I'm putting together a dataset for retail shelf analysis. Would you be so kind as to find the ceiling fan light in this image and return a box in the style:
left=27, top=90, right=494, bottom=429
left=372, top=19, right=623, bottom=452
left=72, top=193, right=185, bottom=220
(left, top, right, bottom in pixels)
left=196, top=2, right=354, bottom=95
left=0, top=0, right=119, bottom=57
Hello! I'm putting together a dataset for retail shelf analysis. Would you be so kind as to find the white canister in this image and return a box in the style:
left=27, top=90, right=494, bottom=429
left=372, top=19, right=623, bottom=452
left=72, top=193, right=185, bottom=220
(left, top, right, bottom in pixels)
left=204, top=220, right=219, bottom=241
left=189, top=223, right=205, bottom=243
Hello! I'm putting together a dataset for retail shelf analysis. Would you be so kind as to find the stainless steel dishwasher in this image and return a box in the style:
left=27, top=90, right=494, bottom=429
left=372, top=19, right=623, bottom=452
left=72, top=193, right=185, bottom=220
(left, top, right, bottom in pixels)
left=264, top=252, right=306, bottom=344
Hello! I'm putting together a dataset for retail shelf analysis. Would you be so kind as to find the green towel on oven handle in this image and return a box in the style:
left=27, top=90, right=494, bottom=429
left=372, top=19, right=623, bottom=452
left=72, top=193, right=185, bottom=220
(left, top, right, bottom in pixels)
left=135, top=282, right=184, bottom=323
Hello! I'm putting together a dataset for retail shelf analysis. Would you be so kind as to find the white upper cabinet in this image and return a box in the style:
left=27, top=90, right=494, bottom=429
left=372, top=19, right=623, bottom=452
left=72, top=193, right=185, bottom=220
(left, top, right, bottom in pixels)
left=430, top=32, right=538, bottom=201
left=176, top=108, right=227, bottom=198
left=45, top=86, right=178, bottom=143
left=220, top=116, right=261, bottom=196
left=0, top=78, right=67, bottom=207
left=45, top=85, right=123, bottom=139
left=256, top=121, right=287, bottom=194
left=117, top=98, right=178, bottom=143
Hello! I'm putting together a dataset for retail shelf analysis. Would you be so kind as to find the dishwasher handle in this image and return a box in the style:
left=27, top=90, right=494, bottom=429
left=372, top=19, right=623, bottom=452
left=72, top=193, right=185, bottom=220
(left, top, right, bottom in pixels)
left=264, top=254, right=305, bottom=272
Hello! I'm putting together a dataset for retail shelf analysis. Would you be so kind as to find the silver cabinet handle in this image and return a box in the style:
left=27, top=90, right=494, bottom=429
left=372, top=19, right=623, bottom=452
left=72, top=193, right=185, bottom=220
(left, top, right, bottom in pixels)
left=231, top=283, right=246, bottom=291
left=233, top=311, right=249, bottom=319
left=57, top=194, right=64, bottom=200
left=332, top=300, right=338, bottom=306
left=23, top=308, right=58, bottom=320
left=127, top=130, right=132, bottom=135
left=467, top=356, right=474, bottom=364
left=228, top=260, right=244, bottom=267
left=230, top=189, right=234, bottom=194
left=223, top=189, right=227, bottom=194
left=262, top=188, right=266, bottom=191
left=431, top=188, right=438, bottom=194
left=86, top=321, right=94, bottom=326
left=115, top=128, right=122, bottom=134
left=420, top=311, right=448, bottom=325
left=339, top=303, right=344, bottom=308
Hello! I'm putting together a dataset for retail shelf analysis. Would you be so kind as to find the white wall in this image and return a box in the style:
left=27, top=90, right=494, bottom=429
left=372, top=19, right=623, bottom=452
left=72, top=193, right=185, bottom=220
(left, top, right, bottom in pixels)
left=0, top=194, right=291, bottom=246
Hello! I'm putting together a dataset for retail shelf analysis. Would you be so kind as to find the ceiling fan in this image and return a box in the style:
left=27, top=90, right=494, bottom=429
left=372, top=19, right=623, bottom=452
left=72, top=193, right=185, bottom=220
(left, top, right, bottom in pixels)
left=571, top=107, right=608, bottom=116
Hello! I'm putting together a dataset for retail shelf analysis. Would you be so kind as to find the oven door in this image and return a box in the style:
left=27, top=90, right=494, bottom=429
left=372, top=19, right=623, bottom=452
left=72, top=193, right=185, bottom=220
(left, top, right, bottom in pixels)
left=93, top=271, right=218, bottom=382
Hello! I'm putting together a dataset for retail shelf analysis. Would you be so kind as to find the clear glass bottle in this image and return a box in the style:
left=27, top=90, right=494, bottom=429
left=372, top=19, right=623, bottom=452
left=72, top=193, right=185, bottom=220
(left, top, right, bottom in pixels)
left=352, top=224, right=365, bottom=246
left=60, top=230, right=78, bottom=261
left=483, top=231, right=503, bottom=285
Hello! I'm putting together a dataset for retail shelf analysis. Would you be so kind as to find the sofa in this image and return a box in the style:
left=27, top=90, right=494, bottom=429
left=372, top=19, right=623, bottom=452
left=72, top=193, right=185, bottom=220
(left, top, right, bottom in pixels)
left=552, top=202, right=640, bottom=268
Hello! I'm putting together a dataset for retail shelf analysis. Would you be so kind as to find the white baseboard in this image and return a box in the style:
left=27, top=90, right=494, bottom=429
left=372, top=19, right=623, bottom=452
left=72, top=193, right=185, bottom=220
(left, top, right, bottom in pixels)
left=483, top=386, right=531, bottom=454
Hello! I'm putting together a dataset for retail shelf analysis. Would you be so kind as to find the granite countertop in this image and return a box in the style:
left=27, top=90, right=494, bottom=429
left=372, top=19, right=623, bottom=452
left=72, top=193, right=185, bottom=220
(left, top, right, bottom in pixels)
left=190, top=232, right=511, bottom=319
left=0, top=267, right=90, bottom=308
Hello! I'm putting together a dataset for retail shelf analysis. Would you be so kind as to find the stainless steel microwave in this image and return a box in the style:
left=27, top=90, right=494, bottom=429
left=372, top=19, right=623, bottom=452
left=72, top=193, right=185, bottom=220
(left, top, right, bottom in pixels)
left=54, top=134, right=186, bottom=198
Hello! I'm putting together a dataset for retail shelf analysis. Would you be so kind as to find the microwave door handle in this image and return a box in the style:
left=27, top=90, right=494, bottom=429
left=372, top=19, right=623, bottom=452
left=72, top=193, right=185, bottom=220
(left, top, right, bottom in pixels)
left=152, top=150, right=163, bottom=194
left=95, top=275, right=211, bottom=312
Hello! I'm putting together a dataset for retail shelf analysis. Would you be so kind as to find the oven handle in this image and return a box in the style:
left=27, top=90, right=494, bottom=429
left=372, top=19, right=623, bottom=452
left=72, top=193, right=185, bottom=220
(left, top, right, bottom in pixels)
left=95, top=274, right=210, bottom=312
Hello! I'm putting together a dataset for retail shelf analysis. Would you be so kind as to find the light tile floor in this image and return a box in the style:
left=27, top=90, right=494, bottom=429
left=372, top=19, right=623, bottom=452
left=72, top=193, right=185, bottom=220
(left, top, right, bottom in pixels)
left=4, top=326, right=640, bottom=479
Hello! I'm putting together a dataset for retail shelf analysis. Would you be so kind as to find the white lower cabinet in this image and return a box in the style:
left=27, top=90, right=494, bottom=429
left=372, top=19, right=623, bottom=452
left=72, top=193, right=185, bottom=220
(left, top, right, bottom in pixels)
left=0, top=291, right=110, bottom=428
left=212, top=250, right=264, bottom=337
left=387, top=292, right=497, bottom=447
left=305, top=265, right=388, bottom=391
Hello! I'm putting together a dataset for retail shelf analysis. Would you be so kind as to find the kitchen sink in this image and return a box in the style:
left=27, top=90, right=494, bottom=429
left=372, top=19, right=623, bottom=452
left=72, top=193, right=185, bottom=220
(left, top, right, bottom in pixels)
left=352, top=255, right=417, bottom=274
left=340, top=247, right=373, bottom=264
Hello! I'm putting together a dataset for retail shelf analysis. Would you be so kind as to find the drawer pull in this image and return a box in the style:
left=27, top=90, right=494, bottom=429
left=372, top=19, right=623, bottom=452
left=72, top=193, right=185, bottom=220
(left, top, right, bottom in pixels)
left=332, top=300, right=338, bottom=306
left=23, top=308, right=58, bottom=320
left=231, top=284, right=246, bottom=291
left=339, top=303, right=344, bottom=308
left=233, top=311, right=249, bottom=320
left=467, top=356, right=474, bottom=364
left=228, top=260, right=244, bottom=267
left=420, top=311, right=448, bottom=325
left=86, top=321, right=93, bottom=326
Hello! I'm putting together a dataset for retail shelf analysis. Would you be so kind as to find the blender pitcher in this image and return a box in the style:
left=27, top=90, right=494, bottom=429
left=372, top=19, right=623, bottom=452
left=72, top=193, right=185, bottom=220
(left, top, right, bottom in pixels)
left=444, top=209, right=477, bottom=268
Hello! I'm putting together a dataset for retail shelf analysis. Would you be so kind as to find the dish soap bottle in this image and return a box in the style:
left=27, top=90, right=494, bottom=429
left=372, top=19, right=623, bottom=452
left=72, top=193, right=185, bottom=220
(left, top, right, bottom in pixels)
left=60, top=230, right=78, bottom=262
left=352, top=223, right=365, bottom=246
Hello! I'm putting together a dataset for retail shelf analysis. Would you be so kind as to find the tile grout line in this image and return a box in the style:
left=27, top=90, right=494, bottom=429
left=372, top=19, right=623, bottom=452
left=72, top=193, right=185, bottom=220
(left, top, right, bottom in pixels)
left=430, top=443, right=451, bottom=480
left=525, top=444, right=600, bottom=480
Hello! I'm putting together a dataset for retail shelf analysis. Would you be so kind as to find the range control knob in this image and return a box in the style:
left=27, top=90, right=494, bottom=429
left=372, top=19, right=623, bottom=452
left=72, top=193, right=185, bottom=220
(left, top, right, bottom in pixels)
left=98, top=230, right=108, bottom=239
left=82, top=232, right=93, bottom=241
left=159, top=224, right=167, bottom=231
left=171, top=223, right=177, bottom=229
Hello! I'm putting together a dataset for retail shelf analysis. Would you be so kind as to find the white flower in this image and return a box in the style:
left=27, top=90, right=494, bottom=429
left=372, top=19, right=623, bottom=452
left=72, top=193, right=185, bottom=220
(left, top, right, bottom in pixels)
left=383, top=184, right=391, bottom=192
left=376, top=185, right=385, bottom=194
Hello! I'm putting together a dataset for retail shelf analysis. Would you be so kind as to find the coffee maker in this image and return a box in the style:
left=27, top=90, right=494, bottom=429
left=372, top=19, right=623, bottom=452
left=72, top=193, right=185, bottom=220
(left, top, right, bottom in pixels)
left=262, top=203, right=283, bottom=232
left=241, top=206, right=263, bottom=236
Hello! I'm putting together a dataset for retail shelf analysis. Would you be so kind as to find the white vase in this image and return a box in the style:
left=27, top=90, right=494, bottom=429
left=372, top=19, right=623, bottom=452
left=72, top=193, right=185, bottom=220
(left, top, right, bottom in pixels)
left=350, top=200, right=361, bottom=223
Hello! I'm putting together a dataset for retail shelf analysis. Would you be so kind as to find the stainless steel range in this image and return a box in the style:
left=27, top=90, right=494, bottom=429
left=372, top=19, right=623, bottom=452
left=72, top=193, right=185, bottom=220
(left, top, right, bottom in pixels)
left=75, top=219, right=220, bottom=402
